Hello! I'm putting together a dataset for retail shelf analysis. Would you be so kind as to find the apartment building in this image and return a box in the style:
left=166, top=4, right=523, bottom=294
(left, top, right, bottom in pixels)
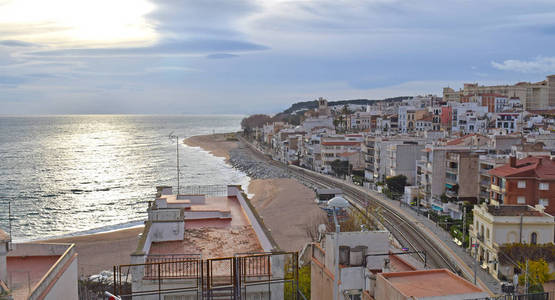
left=320, top=135, right=363, bottom=174
left=450, top=102, right=489, bottom=134
left=124, top=185, right=292, bottom=299
left=478, top=155, right=509, bottom=204
left=309, top=230, right=392, bottom=300
left=309, top=229, right=486, bottom=300
left=470, top=204, right=555, bottom=279
left=385, top=142, right=425, bottom=185
left=443, top=75, right=555, bottom=110
left=489, top=156, right=555, bottom=215
left=494, top=112, right=521, bottom=134
left=0, top=229, right=78, bottom=300
left=445, top=150, right=482, bottom=203
left=416, top=147, right=447, bottom=207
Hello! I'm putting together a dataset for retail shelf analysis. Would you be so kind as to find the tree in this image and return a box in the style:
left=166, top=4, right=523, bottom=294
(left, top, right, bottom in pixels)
left=385, top=175, right=407, bottom=196
left=518, top=259, right=555, bottom=293
left=330, top=159, right=350, bottom=177
left=241, top=114, right=272, bottom=136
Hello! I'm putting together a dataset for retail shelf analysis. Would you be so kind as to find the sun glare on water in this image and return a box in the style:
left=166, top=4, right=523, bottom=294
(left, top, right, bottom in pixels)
left=0, top=0, right=158, bottom=47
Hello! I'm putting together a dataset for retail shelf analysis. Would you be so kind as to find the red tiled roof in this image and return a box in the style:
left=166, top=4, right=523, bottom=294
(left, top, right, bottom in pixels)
left=321, top=141, right=361, bottom=146
left=446, top=134, right=479, bottom=145
left=489, top=156, right=555, bottom=179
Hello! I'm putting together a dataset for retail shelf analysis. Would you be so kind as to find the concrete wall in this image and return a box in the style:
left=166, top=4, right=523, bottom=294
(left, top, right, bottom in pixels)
left=148, top=208, right=181, bottom=221
left=0, top=240, right=7, bottom=284
left=394, top=144, right=424, bottom=185
left=228, top=186, right=276, bottom=252
left=311, top=257, right=333, bottom=300
left=8, top=243, right=70, bottom=257
left=430, top=149, right=446, bottom=200
left=43, top=257, right=78, bottom=300
left=26, top=245, right=78, bottom=300
left=149, top=221, right=184, bottom=242
left=324, top=231, right=389, bottom=272
left=183, top=210, right=231, bottom=220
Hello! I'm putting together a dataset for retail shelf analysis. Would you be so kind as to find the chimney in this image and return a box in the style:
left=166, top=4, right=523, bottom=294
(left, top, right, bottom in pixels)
left=509, top=156, right=516, bottom=168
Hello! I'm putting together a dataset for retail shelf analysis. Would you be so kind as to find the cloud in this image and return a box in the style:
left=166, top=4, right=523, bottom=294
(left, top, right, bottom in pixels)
left=0, top=75, right=27, bottom=85
left=0, top=40, right=38, bottom=47
left=27, top=39, right=268, bottom=57
left=206, top=53, right=238, bottom=59
left=491, top=56, right=555, bottom=73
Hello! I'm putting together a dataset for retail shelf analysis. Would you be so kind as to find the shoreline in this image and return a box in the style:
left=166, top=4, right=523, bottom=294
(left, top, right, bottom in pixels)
left=32, top=132, right=316, bottom=276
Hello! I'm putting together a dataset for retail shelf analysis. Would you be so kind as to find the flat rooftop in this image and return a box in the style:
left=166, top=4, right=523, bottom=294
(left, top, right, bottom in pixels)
left=487, top=205, right=547, bottom=217
left=7, top=256, right=61, bottom=300
left=149, top=195, right=262, bottom=258
left=380, top=269, right=483, bottom=298
left=149, top=226, right=262, bottom=259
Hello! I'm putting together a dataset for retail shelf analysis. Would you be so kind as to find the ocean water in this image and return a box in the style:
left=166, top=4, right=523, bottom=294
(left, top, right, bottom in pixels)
left=0, top=115, right=248, bottom=241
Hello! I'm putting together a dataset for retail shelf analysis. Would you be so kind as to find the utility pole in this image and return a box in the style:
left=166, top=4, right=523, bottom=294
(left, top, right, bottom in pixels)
left=472, top=238, right=477, bottom=285
left=524, top=259, right=529, bottom=294
left=169, top=133, right=180, bottom=193
left=462, top=206, right=466, bottom=247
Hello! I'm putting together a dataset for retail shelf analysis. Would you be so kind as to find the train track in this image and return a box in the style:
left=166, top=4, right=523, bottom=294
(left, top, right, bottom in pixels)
left=237, top=138, right=459, bottom=271
left=290, top=166, right=457, bottom=271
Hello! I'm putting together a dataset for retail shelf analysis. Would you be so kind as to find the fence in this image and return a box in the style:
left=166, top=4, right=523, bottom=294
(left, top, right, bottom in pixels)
left=468, top=292, right=552, bottom=300
left=178, top=185, right=228, bottom=197
left=113, top=251, right=300, bottom=300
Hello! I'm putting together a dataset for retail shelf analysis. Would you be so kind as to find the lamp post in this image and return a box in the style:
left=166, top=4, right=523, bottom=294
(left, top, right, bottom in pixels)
left=327, top=196, right=349, bottom=300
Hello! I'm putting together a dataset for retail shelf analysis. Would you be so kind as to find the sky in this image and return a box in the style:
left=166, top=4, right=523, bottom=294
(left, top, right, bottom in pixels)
left=1, top=0, right=555, bottom=114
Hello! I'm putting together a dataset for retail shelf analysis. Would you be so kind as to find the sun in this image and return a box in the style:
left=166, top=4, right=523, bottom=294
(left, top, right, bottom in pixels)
left=0, top=0, right=158, bottom=48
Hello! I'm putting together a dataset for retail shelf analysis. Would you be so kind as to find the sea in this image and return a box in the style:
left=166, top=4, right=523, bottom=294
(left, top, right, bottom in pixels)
left=0, top=115, right=248, bottom=241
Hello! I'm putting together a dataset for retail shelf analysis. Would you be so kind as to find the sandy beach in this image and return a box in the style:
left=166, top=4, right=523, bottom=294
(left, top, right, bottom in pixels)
left=36, top=226, right=144, bottom=277
left=249, top=178, right=325, bottom=251
left=184, top=133, right=238, bottom=161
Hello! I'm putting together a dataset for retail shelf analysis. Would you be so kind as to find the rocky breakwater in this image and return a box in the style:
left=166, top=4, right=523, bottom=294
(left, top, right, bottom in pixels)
left=229, top=144, right=290, bottom=179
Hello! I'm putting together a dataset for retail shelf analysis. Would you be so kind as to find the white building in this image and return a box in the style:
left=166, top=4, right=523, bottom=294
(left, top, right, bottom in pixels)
left=494, top=112, right=521, bottom=134
left=126, top=185, right=288, bottom=299
left=470, top=204, right=555, bottom=279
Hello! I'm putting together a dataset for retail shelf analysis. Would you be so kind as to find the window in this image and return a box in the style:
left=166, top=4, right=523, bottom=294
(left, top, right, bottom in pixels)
left=540, top=198, right=549, bottom=207
left=531, top=232, right=537, bottom=245
left=517, top=196, right=525, bottom=204
left=539, top=183, right=549, bottom=190
left=518, top=181, right=526, bottom=188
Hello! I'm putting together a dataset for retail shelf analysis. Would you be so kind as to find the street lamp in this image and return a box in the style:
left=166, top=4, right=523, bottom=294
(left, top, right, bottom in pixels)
left=327, top=196, right=349, bottom=300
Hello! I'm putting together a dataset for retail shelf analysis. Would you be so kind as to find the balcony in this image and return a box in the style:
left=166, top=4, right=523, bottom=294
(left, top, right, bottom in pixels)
left=480, top=180, right=490, bottom=187
left=480, top=168, right=492, bottom=176
left=446, top=167, right=458, bottom=174
left=446, top=189, right=458, bottom=198
left=445, top=177, right=457, bottom=185
left=491, top=184, right=502, bottom=193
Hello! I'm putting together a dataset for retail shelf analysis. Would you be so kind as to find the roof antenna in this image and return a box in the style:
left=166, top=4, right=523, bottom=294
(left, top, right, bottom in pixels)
left=8, top=201, right=13, bottom=251
left=169, top=132, right=180, bottom=194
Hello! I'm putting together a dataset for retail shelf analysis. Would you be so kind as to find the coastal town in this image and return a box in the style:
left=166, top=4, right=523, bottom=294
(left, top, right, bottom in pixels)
left=1, top=75, right=554, bottom=299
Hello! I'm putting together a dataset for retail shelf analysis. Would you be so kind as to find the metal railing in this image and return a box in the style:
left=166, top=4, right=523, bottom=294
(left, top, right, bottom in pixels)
left=178, top=185, right=228, bottom=196
left=467, top=292, right=550, bottom=300
left=145, top=254, right=202, bottom=279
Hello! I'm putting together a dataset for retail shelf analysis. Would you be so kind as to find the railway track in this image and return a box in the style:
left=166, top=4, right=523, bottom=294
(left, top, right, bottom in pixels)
left=237, top=139, right=457, bottom=271
left=289, top=166, right=457, bottom=271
